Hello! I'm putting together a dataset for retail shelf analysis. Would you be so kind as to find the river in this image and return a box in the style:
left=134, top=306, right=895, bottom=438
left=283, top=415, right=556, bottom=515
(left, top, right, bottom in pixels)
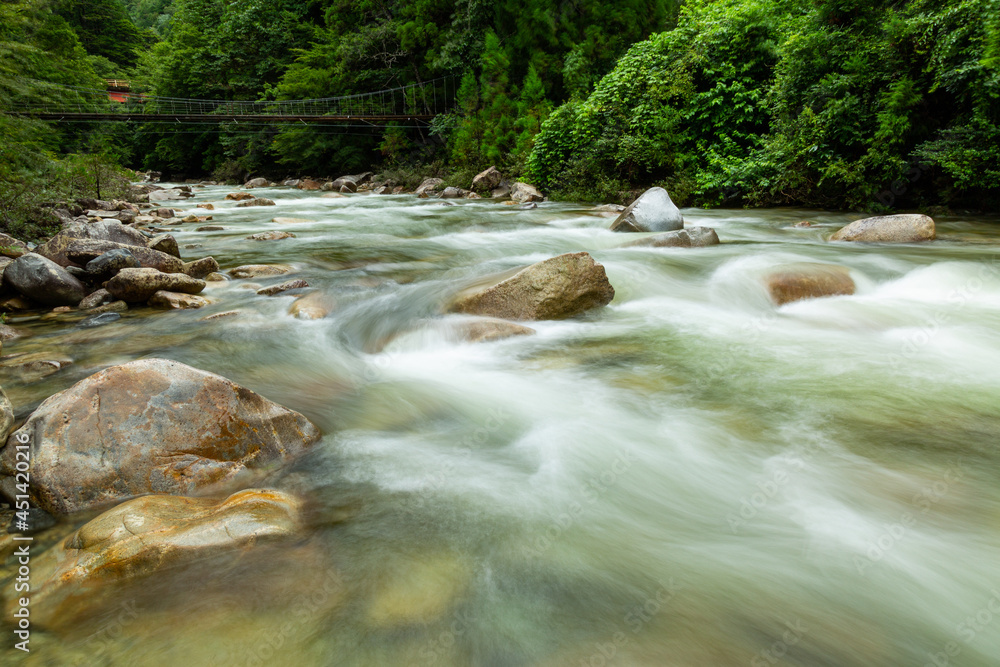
left=4, top=185, right=1000, bottom=666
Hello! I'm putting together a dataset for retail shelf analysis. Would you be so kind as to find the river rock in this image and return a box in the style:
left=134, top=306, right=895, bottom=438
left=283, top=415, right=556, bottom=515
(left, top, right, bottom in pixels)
left=197, top=203, right=215, bottom=210
left=247, top=231, right=295, bottom=241
left=70, top=240, right=185, bottom=274
left=230, top=264, right=292, bottom=279
left=183, top=257, right=220, bottom=279
left=149, top=234, right=180, bottom=258
left=0, top=324, right=26, bottom=343
left=148, top=290, right=210, bottom=309
left=610, top=187, right=683, bottom=233
left=298, top=178, right=323, bottom=191
left=5, top=489, right=304, bottom=629
left=764, top=263, right=856, bottom=305
left=0, top=257, right=13, bottom=284
left=450, top=252, right=615, bottom=321
left=450, top=317, right=535, bottom=343
left=830, top=214, right=935, bottom=243
left=621, top=227, right=720, bottom=248
left=243, top=177, right=269, bottom=188
left=415, top=178, right=443, bottom=196
left=106, top=268, right=206, bottom=302
left=225, top=192, right=255, bottom=201
left=0, top=296, right=36, bottom=311
left=0, top=359, right=321, bottom=515
left=0, top=233, right=29, bottom=258
left=78, top=288, right=113, bottom=310
left=257, top=279, right=309, bottom=296
left=0, top=353, right=72, bottom=382
left=236, top=198, right=276, bottom=207
left=510, top=182, right=543, bottom=204
left=289, top=291, right=334, bottom=319
left=79, top=312, right=121, bottom=327
left=154, top=207, right=176, bottom=218
left=196, top=225, right=225, bottom=231
left=35, top=221, right=149, bottom=267
left=471, top=166, right=502, bottom=193
left=440, top=187, right=466, bottom=199
left=84, top=248, right=140, bottom=281
left=88, top=300, right=128, bottom=315
left=205, top=272, right=228, bottom=281
left=201, top=310, right=240, bottom=321
left=3, top=254, right=86, bottom=306
left=148, top=188, right=194, bottom=202
left=0, top=389, right=12, bottom=444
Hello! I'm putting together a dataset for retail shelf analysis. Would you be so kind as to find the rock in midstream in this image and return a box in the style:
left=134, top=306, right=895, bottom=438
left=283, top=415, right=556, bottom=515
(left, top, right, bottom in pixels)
left=830, top=214, right=935, bottom=243
left=0, top=358, right=322, bottom=515
left=609, top=187, right=684, bottom=233
left=449, top=252, right=615, bottom=321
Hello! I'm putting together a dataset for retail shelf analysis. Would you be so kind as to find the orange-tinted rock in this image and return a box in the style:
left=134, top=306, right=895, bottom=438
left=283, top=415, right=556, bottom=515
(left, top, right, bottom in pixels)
left=5, top=489, right=304, bottom=629
left=0, top=359, right=321, bottom=514
left=765, top=263, right=855, bottom=305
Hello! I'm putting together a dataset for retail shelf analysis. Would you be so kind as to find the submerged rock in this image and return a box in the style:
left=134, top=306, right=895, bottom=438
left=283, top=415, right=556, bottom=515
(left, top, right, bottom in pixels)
left=247, top=231, right=295, bottom=241
left=289, top=291, right=334, bottom=319
left=7, top=489, right=303, bottom=629
left=610, top=187, right=683, bottom=233
left=450, top=252, right=615, bottom=321
left=79, top=312, right=121, bottom=328
left=148, top=290, right=210, bottom=309
left=764, top=263, right=856, bottom=305
left=229, top=264, right=292, bottom=279
left=225, top=192, right=255, bottom=201
left=235, top=198, right=276, bottom=208
left=830, top=214, right=935, bottom=243
left=257, top=279, right=309, bottom=296
left=620, top=227, right=720, bottom=248
left=106, top=267, right=206, bottom=302
left=3, top=253, right=86, bottom=306
left=0, top=359, right=322, bottom=515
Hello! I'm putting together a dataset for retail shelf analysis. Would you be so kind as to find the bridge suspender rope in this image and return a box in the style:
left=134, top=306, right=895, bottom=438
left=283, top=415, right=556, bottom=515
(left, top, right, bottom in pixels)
left=4, top=76, right=457, bottom=127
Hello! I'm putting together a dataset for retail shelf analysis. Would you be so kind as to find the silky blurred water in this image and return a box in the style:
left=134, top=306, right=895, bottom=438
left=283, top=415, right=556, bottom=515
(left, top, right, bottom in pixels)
left=4, top=185, right=1000, bottom=666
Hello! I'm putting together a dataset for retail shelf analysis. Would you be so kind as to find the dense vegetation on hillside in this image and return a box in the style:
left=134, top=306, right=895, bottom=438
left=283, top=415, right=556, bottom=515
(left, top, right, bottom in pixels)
left=0, top=0, right=997, bottom=236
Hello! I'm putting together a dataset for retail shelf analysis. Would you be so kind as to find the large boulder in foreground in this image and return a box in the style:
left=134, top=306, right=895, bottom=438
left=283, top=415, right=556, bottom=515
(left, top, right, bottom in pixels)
left=5, top=489, right=303, bottom=629
left=621, top=227, right=720, bottom=248
left=450, top=252, right=615, bottom=321
left=35, top=221, right=149, bottom=267
left=830, top=214, right=935, bottom=243
left=610, top=187, right=683, bottom=233
left=764, top=263, right=855, bottom=305
left=3, top=253, right=86, bottom=306
left=0, top=359, right=322, bottom=515
left=106, top=267, right=206, bottom=302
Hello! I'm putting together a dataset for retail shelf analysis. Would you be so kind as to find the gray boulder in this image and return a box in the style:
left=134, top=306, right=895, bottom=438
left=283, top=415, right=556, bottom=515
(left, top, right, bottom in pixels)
left=67, top=240, right=184, bottom=274
left=243, top=177, right=269, bottom=188
left=85, top=249, right=140, bottom=281
left=35, top=220, right=149, bottom=267
left=621, top=227, right=720, bottom=248
left=610, top=187, right=683, bottom=233
left=3, top=253, right=86, bottom=306
left=830, top=214, right=935, bottom=243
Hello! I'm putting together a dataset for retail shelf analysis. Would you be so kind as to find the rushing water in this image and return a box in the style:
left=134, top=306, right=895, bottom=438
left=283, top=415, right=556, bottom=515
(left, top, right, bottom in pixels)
left=4, top=185, right=1000, bottom=666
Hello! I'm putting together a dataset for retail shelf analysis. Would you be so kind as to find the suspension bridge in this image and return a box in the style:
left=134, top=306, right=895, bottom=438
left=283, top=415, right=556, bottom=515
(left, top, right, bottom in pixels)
left=7, top=77, right=457, bottom=128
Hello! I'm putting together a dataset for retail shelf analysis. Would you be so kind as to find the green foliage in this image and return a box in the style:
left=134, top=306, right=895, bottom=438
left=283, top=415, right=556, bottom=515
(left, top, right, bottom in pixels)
left=56, top=0, right=146, bottom=69
left=531, top=0, right=1000, bottom=209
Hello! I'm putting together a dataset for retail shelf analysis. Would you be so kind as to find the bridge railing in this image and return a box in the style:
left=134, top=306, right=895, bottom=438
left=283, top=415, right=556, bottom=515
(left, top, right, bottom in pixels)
left=5, top=76, right=457, bottom=120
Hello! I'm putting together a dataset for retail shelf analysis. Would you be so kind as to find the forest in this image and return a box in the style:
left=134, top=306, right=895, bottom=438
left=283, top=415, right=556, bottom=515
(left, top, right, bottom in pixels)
left=1, top=0, right=998, bottom=238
